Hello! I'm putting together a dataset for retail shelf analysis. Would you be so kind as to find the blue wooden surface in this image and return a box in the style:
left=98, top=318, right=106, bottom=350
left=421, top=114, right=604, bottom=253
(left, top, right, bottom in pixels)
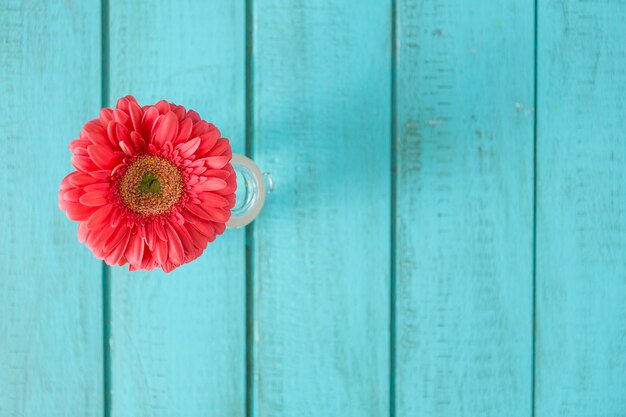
left=535, top=0, right=626, bottom=415
left=0, top=1, right=103, bottom=416
left=251, top=1, right=391, bottom=416
left=106, top=1, right=246, bottom=416
left=1, top=0, right=625, bottom=416
left=395, top=1, right=535, bottom=415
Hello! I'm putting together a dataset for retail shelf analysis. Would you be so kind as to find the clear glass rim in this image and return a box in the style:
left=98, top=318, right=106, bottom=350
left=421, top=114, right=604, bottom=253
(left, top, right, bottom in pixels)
left=226, top=153, right=267, bottom=228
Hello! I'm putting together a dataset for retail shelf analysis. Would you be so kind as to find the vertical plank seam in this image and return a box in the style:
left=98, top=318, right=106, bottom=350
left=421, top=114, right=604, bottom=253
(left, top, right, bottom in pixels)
left=100, top=0, right=111, bottom=415
left=244, top=0, right=255, bottom=415
left=389, top=0, right=398, bottom=416
left=531, top=0, right=539, bottom=416
left=102, top=263, right=111, bottom=417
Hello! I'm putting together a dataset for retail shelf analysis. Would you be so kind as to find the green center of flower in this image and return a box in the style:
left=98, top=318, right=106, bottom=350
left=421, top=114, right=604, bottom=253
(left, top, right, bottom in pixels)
left=118, top=155, right=183, bottom=216
left=138, top=172, right=162, bottom=194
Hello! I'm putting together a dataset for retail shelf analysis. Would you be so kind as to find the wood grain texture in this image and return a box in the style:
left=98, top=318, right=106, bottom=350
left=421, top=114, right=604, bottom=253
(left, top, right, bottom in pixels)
left=535, top=1, right=626, bottom=415
left=0, top=1, right=103, bottom=416
left=107, top=1, right=246, bottom=416
left=395, top=1, right=535, bottom=415
left=251, top=1, right=391, bottom=416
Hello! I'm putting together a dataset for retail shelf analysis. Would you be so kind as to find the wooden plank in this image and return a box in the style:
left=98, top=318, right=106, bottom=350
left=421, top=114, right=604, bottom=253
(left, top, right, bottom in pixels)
left=107, top=1, right=245, bottom=416
left=0, top=1, right=103, bottom=416
left=535, top=1, right=626, bottom=415
left=251, top=1, right=391, bottom=416
left=395, top=1, right=535, bottom=416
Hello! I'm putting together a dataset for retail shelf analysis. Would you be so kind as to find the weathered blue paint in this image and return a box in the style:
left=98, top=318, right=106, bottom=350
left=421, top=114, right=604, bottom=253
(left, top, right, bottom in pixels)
left=0, top=1, right=103, bottom=416
left=535, top=1, right=626, bottom=415
left=1, top=1, right=625, bottom=416
left=105, top=1, right=246, bottom=416
left=395, top=1, right=535, bottom=415
left=250, top=0, right=392, bottom=416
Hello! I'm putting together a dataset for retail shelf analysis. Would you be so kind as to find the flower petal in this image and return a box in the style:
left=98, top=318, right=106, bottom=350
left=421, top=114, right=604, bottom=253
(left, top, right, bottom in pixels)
left=175, top=118, right=193, bottom=145
left=144, top=222, right=155, bottom=250
left=160, top=262, right=174, bottom=273
left=60, top=173, right=73, bottom=190
left=211, top=138, right=232, bottom=156
left=171, top=105, right=186, bottom=120
left=114, top=109, right=132, bottom=130
left=165, top=221, right=184, bottom=266
left=195, top=132, right=219, bottom=157
left=69, top=138, right=91, bottom=154
left=90, top=170, right=112, bottom=180
left=153, top=112, right=178, bottom=149
left=155, top=100, right=171, bottom=114
left=203, top=169, right=231, bottom=180
left=119, top=140, right=133, bottom=156
left=187, top=109, right=201, bottom=122
left=183, top=210, right=216, bottom=240
left=68, top=173, right=100, bottom=187
left=83, top=120, right=108, bottom=145
left=60, top=201, right=97, bottom=221
left=62, top=188, right=82, bottom=202
left=77, top=222, right=89, bottom=243
left=86, top=204, right=114, bottom=230
left=184, top=204, right=208, bottom=220
left=130, top=131, right=146, bottom=152
left=202, top=155, right=231, bottom=169
left=185, top=222, right=208, bottom=249
left=198, top=191, right=230, bottom=207
left=88, top=145, right=118, bottom=169
left=140, top=107, right=159, bottom=140
left=72, top=155, right=98, bottom=172
left=109, top=206, right=123, bottom=227
left=153, top=221, right=167, bottom=241
left=105, top=229, right=131, bottom=266
left=176, top=137, right=201, bottom=159
left=106, top=121, right=119, bottom=147
left=191, top=120, right=213, bottom=137
left=116, top=96, right=130, bottom=112
left=103, top=222, right=130, bottom=253
left=99, top=108, right=114, bottom=124
left=125, top=229, right=145, bottom=266
left=83, top=182, right=110, bottom=192
left=86, top=227, right=111, bottom=259
left=139, top=247, right=156, bottom=270
left=153, top=238, right=168, bottom=265
left=79, top=190, right=108, bottom=207
left=116, top=123, right=131, bottom=144
left=214, top=222, right=226, bottom=235
left=170, top=221, right=194, bottom=258
left=128, top=99, right=143, bottom=131
left=194, top=177, right=227, bottom=192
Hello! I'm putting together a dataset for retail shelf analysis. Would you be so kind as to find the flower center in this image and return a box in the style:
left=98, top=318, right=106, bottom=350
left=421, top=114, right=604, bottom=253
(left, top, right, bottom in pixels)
left=138, top=172, right=162, bottom=194
left=118, top=155, right=183, bottom=216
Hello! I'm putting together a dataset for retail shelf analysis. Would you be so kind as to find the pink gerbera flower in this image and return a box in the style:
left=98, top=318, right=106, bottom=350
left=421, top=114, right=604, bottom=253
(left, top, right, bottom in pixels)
left=58, top=96, right=236, bottom=273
